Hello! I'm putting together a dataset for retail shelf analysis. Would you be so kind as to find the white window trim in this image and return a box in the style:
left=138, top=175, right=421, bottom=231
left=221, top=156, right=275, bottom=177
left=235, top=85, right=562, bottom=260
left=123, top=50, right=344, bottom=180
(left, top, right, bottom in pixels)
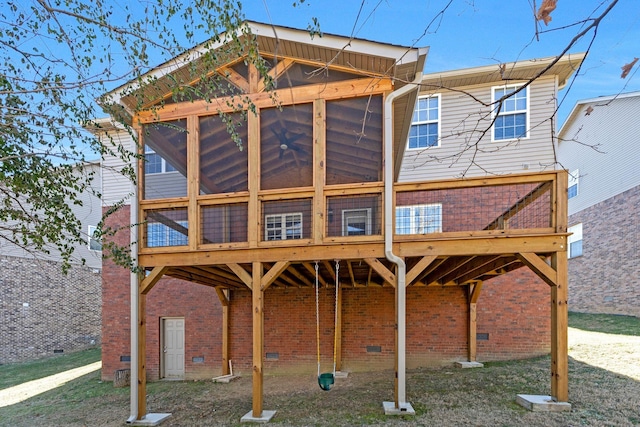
left=342, top=208, right=372, bottom=236
left=568, top=223, right=583, bottom=259
left=265, top=212, right=303, bottom=241
left=568, top=169, right=579, bottom=199
left=491, top=83, right=529, bottom=142
left=145, top=146, right=178, bottom=174
left=87, top=225, right=102, bottom=252
left=407, top=94, right=441, bottom=150
left=395, top=203, right=443, bottom=235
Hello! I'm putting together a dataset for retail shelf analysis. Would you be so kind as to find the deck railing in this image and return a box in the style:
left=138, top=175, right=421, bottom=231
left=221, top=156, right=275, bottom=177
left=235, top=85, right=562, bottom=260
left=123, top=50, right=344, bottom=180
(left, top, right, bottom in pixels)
left=138, top=171, right=565, bottom=251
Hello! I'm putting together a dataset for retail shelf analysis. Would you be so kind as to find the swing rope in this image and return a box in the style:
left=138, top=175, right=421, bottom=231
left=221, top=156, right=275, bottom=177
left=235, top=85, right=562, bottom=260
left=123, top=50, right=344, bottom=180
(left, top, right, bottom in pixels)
left=314, top=260, right=340, bottom=391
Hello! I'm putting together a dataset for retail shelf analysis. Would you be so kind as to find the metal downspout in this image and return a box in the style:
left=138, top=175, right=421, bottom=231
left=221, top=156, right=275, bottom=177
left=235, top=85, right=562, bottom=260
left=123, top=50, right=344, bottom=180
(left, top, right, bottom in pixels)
left=384, top=72, right=422, bottom=408
left=127, top=162, right=139, bottom=423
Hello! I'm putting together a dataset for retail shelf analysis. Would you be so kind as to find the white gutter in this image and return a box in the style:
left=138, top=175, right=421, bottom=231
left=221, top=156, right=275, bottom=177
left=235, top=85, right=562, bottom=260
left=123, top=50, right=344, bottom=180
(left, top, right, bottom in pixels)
left=383, top=72, right=422, bottom=408
left=127, top=160, right=139, bottom=423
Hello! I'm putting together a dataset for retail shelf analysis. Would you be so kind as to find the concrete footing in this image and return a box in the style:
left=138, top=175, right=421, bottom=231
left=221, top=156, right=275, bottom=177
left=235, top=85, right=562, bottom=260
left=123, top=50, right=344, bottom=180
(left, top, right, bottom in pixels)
left=516, top=394, right=572, bottom=412
left=455, top=361, right=484, bottom=369
left=382, top=401, right=415, bottom=415
left=212, top=374, right=240, bottom=383
left=334, top=371, right=349, bottom=378
left=128, top=413, right=172, bottom=426
left=241, top=410, right=277, bottom=423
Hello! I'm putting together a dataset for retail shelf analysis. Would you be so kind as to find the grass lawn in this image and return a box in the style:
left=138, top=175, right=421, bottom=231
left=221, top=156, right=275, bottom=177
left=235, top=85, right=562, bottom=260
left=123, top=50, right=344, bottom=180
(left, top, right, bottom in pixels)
left=1, top=312, right=639, bottom=426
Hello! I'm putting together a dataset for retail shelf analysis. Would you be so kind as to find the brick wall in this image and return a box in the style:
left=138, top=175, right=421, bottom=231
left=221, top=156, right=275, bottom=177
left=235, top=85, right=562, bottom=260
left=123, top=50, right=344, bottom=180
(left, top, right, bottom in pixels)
left=568, top=185, right=640, bottom=317
left=0, top=255, right=101, bottom=363
left=102, top=207, right=552, bottom=381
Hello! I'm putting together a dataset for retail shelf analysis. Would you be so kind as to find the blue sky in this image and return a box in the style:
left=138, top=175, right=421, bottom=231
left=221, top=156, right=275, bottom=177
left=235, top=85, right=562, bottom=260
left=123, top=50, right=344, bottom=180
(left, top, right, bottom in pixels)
left=243, top=0, right=639, bottom=124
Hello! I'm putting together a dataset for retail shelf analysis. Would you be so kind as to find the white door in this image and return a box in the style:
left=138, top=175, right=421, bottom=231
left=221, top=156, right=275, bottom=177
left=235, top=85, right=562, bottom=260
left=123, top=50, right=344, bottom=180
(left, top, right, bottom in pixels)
left=162, top=317, right=185, bottom=379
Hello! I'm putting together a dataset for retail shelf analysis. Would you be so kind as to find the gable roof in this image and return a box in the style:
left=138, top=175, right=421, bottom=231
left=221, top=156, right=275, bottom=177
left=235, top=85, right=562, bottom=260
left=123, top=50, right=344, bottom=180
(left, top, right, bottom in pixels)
left=103, top=21, right=427, bottom=117
left=419, top=52, right=586, bottom=92
left=558, top=90, right=640, bottom=138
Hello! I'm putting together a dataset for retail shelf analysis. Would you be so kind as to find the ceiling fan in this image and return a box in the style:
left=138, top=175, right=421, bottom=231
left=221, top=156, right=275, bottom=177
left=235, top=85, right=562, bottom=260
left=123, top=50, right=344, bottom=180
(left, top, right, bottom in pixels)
left=271, top=126, right=306, bottom=159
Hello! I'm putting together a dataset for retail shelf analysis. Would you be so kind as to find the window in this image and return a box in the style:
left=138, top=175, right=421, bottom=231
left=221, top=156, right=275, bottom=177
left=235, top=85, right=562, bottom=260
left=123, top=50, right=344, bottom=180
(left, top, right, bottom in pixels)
left=493, top=85, right=528, bottom=141
left=147, top=221, right=188, bottom=247
left=342, top=209, right=371, bottom=236
left=395, top=204, right=442, bottom=234
left=408, top=95, right=440, bottom=149
left=87, top=225, right=102, bottom=251
left=568, top=169, right=579, bottom=199
left=145, top=146, right=177, bottom=174
left=568, top=223, right=583, bottom=258
left=265, top=213, right=303, bottom=240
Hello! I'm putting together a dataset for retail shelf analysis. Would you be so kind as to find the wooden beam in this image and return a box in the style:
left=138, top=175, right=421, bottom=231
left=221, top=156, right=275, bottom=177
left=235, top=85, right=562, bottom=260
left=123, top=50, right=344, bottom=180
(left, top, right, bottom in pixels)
left=364, top=258, right=396, bottom=288
left=484, top=181, right=552, bottom=230
left=261, top=261, right=290, bottom=291
left=252, top=262, right=264, bottom=417
left=302, top=262, right=329, bottom=288
left=406, top=255, right=438, bottom=285
left=517, top=252, right=557, bottom=287
left=550, top=252, right=569, bottom=402
left=346, top=260, right=356, bottom=288
left=258, top=58, right=295, bottom=92
left=139, top=266, right=168, bottom=295
left=227, top=263, right=253, bottom=289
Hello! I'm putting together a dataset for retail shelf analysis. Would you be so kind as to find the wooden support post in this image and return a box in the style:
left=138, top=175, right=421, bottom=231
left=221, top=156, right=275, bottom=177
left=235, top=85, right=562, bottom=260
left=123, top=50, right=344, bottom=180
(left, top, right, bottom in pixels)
left=336, top=283, right=343, bottom=371
left=216, top=289, right=230, bottom=376
left=313, top=99, right=326, bottom=244
left=137, top=290, right=147, bottom=418
left=550, top=252, right=569, bottom=402
left=252, top=262, right=264, bottom=417
left=468, top=281, right=482, bottom=362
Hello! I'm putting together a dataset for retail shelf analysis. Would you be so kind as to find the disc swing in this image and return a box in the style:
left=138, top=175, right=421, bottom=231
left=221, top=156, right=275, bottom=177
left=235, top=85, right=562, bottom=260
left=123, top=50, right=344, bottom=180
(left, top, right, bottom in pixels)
left=314, top=260, right=340, bottom=391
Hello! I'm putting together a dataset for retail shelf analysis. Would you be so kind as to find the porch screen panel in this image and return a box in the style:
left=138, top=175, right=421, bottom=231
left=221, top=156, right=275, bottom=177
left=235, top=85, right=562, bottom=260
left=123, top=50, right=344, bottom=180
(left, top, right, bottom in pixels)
left=395, top=182, right=551, bottom=233
left=260, top=104, right=313, bottom=190
left=261, top=199, right=312, bottom=241
left=326, top=96, right=382, bottom=185
left=200, top=113, right=248, bottom=194
left=201, top=203, right=248, bottom=244
left=142, top=119, right=188, bottom=200
left=144, top=207, right=188, bottom=248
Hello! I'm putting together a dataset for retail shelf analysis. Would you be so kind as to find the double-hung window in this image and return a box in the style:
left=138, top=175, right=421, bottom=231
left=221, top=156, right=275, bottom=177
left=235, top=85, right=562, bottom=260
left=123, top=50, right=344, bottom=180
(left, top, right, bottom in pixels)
left=265, top=213, right=303, bottom=240
left=342, top=208, right=371, bottom=236
left=493, top=85, right=528, bottom=141
left=145, top=146, right=177, bottom=174
left=568, top=223, right=583, bottom=258
left=408, top=95, right=440, bottom=149
left=395, top=204, right=442, bottom=235
left=568, top=169, right=579, bottom=199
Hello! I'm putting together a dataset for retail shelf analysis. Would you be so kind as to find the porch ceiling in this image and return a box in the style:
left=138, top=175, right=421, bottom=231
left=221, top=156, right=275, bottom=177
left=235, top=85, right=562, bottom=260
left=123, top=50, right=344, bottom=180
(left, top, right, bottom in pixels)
left=154, top=252, right=531, bottom=291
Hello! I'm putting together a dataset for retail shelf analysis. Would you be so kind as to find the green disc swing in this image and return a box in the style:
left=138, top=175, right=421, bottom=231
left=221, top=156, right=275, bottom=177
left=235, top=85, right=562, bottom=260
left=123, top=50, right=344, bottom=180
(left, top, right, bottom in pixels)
left=314, top=260, right=340, bottom=391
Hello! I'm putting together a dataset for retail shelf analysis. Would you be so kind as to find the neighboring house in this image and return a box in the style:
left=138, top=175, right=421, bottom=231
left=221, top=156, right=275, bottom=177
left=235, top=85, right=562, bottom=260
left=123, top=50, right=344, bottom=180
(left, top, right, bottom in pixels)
left=0, top=162, right=102, bottom=363
left=557, top=91, right=640, bottom=317
left=98, top=22, right=581, bottom=421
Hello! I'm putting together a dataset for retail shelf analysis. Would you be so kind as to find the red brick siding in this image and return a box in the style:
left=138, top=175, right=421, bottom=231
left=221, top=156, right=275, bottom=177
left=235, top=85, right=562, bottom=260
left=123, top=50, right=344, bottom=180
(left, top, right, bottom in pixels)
left=102, top=206, right=551, bottom=381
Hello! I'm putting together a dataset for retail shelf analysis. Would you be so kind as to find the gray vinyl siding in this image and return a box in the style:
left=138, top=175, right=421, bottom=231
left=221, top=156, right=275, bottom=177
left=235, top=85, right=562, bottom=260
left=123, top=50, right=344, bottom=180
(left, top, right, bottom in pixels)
left=101, top=129, right=136, bottom=206
left=557, top=92, right=640, bottom=216
left=399, top=76, right=559, bottom=181
left=0, top=163, right=103, bottom=270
